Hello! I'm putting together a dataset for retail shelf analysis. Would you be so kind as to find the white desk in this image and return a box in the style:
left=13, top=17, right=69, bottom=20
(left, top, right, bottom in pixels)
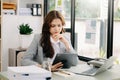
left=1, top=64, right=120, bottom=80
left=52, top=64, right=120, bottom=80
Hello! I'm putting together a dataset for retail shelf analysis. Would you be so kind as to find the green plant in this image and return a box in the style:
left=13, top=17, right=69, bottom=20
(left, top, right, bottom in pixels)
left=18, top=23, right=33, bottom=35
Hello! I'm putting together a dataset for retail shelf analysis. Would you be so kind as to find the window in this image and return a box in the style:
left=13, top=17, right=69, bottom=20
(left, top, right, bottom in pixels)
left=113, top=0, right=120, bottom=64
left=75, top=0, right=108, bottom=58
left=45, top=0, right=116, bottom=61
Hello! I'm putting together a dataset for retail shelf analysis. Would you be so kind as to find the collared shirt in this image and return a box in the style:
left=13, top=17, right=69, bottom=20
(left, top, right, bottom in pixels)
left=50, top=36, right=62, bottom=64
left=50, top=36, right=61, bottom=54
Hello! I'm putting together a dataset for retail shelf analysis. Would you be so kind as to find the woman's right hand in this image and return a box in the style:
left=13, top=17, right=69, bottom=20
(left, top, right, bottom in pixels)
left=51, top=62, right=63, bottom=72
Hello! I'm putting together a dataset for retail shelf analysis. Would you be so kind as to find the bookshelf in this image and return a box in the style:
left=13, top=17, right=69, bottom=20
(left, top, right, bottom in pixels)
left=1, top=0, right=43, bottom=71
left=2, top=0, right=42, bottom=16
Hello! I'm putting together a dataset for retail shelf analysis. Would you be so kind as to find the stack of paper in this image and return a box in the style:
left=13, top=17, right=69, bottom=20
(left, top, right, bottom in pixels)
left=8, top=65, right=51, bottom=80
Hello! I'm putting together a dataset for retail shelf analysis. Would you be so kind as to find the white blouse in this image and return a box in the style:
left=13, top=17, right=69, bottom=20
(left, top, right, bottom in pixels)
left=50, top=36, right=62, bottom=64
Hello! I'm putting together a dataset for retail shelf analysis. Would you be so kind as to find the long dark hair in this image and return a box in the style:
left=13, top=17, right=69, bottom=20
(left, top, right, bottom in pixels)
left=40, top=10, right=65, bottom=58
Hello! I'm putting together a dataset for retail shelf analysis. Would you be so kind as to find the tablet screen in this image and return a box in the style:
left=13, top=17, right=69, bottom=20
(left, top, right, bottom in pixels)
left=53, top=53, right=78, bottom=68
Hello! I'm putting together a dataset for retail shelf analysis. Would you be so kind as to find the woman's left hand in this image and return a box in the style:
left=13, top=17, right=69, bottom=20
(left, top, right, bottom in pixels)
left=51, top=62, right=63, bottom=72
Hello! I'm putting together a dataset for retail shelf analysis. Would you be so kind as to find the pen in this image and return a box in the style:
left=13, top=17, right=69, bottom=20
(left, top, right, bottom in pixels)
left=58, top=70, right=71, bottom=75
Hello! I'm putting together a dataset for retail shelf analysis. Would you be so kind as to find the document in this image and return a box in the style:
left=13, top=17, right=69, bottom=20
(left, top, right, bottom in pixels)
left=53, top=70, right=75, bottom=78
left=8, top=65, right=51, bottom=80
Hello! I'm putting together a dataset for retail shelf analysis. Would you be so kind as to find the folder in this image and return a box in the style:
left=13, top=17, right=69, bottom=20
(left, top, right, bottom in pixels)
left=3, top=2, right=16, bottom=10
left=8, top=65, right=51, bottom=80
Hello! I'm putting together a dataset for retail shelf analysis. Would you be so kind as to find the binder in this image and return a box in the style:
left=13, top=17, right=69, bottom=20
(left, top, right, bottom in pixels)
left=3, top=2, right=16, bottom=10
left=8, top=65, right=51, bottom=80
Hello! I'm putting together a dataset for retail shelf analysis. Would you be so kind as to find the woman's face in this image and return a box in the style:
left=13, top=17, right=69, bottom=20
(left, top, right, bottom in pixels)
left=50, top=18, right=63, bottom=36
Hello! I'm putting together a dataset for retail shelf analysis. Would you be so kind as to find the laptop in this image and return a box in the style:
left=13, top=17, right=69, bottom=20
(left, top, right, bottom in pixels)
left=72, top=56, right=116, bottom=76
left=53, top=53, right=78, bottom=68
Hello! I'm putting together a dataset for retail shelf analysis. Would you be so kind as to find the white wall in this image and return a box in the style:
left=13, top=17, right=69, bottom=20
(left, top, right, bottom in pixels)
left=2, top=15, right=43, bottom=71
left=1, top=0, right=44, bottom=71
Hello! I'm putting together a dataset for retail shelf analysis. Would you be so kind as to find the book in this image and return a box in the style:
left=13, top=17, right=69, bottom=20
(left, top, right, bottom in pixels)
left=3, top=2, right=16, bottom=10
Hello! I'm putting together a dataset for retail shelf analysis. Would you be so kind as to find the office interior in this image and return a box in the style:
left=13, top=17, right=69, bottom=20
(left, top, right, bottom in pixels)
left=0, top=0, right=120, bottom=73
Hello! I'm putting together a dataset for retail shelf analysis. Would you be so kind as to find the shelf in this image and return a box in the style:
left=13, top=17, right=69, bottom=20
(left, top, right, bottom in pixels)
left=0, top=0, right=43, bottom=71
left=2, top=0, right=42, bottom=16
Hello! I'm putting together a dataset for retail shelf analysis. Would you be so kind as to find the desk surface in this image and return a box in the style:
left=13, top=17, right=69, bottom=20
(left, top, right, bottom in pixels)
left=1, top=64, right=120, bottom=80
left=52, top=64, right=120, bottom=80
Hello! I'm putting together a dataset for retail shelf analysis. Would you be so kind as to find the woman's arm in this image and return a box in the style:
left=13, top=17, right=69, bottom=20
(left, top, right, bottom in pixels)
left=21, top=34, right=41, bottom=66
left=62, top=33, right=76, bottom=53
left=51, top=62, right=63, bottom=72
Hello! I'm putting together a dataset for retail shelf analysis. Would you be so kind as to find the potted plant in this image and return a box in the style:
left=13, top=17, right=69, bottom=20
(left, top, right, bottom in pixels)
left=18, top=23, right=33, bottom=35
left=18, top=23, right=33, bottom=49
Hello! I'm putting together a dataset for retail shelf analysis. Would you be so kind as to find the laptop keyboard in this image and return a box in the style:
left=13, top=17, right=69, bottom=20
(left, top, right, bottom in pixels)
left=81, top=68, right=98, bottom=74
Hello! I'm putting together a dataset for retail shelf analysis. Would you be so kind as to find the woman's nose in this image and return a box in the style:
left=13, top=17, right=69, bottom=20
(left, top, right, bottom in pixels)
left=54, top=26, right=59, bottom=30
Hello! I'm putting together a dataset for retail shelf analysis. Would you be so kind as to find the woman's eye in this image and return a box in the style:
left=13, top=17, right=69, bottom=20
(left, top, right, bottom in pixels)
left=51, top=25, right=55, bottom=28
left=58, top=25, right=61, bottom=27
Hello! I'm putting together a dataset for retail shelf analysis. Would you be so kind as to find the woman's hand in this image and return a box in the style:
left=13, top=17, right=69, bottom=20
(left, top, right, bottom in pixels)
left=54, top=34, right=66, bottom=42
left=36, top=62, right=63, bottom=72
left=51, top=62, right=63, bottom=72
left=53, top=34, right=70, bottom=51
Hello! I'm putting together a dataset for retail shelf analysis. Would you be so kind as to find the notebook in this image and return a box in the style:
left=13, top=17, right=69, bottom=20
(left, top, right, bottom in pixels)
left=72, top=56, right=116, bottom=76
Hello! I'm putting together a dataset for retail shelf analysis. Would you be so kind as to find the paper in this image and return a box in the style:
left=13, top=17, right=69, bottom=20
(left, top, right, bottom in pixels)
left=8, top=65, right=51, bottom=80
left=53, top=70, right=75, bottom=78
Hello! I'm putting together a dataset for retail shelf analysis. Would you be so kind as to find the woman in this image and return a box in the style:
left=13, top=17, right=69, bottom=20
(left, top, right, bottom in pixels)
left=21, top=10, right=76, bottom=71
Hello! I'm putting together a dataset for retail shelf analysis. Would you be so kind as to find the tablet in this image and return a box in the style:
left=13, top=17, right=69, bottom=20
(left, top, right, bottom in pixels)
left=53, top=53, right=78, bottom=68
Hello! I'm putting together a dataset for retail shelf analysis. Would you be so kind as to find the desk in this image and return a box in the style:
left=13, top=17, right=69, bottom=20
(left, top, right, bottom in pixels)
left=53, top=64, right=120, bottom=80
left=1, top=64, right=120, bottom=80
